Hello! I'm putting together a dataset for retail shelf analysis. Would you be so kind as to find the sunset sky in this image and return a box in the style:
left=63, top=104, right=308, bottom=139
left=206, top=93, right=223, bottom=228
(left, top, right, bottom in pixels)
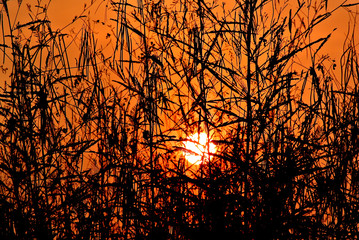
left=78, top=1, right=354, bottom=57
left=47, top=0, right=357, bottom=65
left=1, top=1, right=359, bottom=238
left=2, top=0, right=358, bottom=69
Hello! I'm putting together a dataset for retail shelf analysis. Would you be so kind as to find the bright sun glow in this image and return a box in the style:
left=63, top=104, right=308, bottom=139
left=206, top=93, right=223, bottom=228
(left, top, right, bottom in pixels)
left=183, top=132, right=216, bottom=165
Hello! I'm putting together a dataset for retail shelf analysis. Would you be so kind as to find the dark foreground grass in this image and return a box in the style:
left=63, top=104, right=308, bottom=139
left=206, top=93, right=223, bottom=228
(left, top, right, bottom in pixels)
left=0, top=0, right=359, bottom=239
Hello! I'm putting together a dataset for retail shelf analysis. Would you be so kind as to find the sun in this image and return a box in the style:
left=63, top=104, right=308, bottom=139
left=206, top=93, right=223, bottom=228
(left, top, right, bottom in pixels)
left=183, top=132, right=216, bottom=165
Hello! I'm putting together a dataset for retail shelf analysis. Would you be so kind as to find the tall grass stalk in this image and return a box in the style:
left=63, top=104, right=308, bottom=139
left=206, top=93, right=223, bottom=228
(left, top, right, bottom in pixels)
left=0, top=0, right=358, bottom=239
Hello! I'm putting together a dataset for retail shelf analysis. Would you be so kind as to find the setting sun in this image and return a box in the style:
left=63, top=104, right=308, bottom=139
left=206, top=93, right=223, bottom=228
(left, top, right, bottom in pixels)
left=2, top=0, right=359, bottom=238
left=183, top=132, right=216, bottom=165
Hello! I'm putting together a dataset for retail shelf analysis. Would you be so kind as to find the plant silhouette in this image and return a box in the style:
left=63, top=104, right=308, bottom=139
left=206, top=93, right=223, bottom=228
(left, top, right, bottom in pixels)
left=0, top=0, right=358, bottom=239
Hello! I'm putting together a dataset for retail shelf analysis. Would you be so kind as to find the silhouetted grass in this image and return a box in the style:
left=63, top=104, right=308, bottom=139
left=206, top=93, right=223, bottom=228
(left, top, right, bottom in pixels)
left=0, top=0, right=358, bottom=239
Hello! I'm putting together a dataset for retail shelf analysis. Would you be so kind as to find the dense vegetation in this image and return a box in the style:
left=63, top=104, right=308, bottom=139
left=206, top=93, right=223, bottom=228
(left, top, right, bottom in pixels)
left=0, top=0, right=358, bottom=239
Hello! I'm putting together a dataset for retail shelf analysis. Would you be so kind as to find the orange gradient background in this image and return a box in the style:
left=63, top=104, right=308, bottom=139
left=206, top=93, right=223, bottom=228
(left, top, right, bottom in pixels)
left=2, top=0, right=358, bottom=71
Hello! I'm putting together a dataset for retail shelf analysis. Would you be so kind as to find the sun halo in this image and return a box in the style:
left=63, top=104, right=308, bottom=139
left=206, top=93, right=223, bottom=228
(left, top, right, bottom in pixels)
left=183, top=132, right=216, bottom=165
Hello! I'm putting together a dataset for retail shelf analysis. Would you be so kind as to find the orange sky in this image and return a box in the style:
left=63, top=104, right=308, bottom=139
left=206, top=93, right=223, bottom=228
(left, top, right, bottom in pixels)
left=312, top=0, right=358, bottom=65
left=1, top=0, right=358, bottom=80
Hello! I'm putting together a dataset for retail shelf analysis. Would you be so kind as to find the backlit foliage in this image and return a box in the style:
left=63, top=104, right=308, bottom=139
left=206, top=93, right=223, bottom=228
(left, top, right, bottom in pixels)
left=0, top=0, right=359, bottom=239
